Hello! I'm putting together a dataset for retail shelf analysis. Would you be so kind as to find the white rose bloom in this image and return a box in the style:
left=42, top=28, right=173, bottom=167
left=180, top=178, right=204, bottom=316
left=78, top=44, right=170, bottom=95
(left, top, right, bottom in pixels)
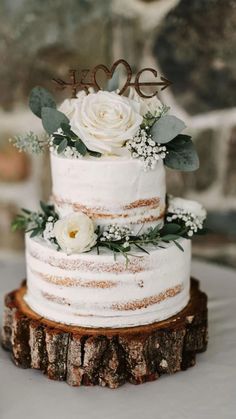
left=59, top=91, right=86, bottom=119
left=53, top=213, right=97, bottom=254
left=168, top=197, right=207, bottom=220
left=70, top=91, right=143, bottom=154
left=128, top=87, right=163, bottom=117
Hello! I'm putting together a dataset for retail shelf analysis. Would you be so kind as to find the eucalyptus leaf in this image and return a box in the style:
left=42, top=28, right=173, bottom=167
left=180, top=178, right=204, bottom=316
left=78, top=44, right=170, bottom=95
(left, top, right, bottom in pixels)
left=87, top=149, right=102, bottom=158
left=169, top=134, right=192, bottom=147
left=40, top=201, right=54, bottom=216
left=164, top=140, right=199, bottom=171
left=41, top=107, right=69, bottom=135
left=29, top=87, right=56, bottom=118
left=53, top=137, right=64, bottom=146
left=30, top=227, right=42, bottom=238
left=161, top=234, right=182, bottom=241
left=161, top=223, right=182, bottom=235
left=106, top=70, right=120, bottom=92
left=57, top=138, right=68, bottom=154
left=61, top=122, right=77, bottom=138
left=75, top=139, right=87, bottom=156
left=150, top=115, right=186, bottom=144
left=173, top=240, right=184, bottom=251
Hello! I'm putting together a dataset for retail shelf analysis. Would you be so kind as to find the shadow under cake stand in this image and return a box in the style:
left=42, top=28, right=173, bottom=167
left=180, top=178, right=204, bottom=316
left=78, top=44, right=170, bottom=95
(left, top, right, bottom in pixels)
left=1, top=278, right=208, bottom=389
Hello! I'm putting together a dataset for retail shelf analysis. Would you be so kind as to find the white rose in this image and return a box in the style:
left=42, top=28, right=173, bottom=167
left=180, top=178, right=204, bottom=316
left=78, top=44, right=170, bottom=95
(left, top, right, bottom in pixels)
left=59, top=91, right=86, bottom=119
left=168, top=197, right=207, bottom=220
left=128, top=88, right=163, bottom=117
left=53, top=213, right=97, bottom=254
left=70, top=91, right=143, bottom=154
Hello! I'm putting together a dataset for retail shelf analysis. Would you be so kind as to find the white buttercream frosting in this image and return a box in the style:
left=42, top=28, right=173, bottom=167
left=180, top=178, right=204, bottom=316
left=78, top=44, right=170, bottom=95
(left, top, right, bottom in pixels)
left=50, top=152, right=166, bottom=234
left=24, top=235, right=191, bottom=328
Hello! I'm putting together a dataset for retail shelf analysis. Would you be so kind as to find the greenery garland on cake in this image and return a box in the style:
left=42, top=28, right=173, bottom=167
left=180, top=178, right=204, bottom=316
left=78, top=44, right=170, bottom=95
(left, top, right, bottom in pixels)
left=10, top=86, right=199, bottom=172
left=12, top=196, right=207, bottom=262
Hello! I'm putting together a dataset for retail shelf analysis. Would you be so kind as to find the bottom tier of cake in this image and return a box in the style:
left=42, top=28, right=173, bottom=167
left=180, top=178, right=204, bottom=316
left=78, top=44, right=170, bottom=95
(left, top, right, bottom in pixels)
left=1, top=279, right=208, bottom=389
left=24, top=235, right=191, bottom=328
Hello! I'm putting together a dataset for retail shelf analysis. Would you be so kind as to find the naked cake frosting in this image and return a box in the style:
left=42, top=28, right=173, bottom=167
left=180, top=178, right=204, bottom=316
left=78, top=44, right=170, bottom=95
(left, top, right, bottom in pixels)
left=11, top=63, right=207, bottom=329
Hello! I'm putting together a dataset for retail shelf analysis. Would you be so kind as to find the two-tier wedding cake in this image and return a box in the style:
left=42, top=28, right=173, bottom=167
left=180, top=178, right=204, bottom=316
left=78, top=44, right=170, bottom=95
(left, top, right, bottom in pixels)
left=2, top=60, right=208, bottom=388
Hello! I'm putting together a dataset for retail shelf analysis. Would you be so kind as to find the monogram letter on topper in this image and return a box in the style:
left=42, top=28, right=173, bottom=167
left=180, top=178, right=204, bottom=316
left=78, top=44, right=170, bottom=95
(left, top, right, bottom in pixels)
left=52, top=59, right=172, bottom=99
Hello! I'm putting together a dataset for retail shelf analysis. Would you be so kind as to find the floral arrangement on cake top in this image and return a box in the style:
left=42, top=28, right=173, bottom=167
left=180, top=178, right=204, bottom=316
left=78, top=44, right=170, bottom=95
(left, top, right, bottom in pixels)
left=11, top=85, right=199, bottom=172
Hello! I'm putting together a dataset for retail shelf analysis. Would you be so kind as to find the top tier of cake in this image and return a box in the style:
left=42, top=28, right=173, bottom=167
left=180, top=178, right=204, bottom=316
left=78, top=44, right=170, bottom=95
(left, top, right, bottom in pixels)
left=50, top=152, right=166, bottom=234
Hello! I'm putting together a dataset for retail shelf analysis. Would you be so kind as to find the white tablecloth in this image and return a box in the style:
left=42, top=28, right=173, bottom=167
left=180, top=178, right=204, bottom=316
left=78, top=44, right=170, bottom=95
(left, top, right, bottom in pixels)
left=0, top=255, right=235, bottom=419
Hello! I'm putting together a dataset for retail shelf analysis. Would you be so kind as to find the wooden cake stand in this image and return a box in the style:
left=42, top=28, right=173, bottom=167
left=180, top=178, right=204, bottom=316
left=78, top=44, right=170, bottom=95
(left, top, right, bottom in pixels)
left=1, top=278, right=207, bottom=389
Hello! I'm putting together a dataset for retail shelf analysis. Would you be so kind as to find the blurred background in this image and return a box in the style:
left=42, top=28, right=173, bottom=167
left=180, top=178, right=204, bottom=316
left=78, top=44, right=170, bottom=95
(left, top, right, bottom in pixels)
left=0, top=0, right=235, bottom=268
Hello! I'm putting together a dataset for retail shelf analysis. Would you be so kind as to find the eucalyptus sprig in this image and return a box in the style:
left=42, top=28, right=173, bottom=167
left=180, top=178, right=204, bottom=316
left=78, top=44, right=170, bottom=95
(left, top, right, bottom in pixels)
left=95, top=222, right=188, bottom=264
left=51, top=123, right=101, bottom=157
left=131, top=105, right=199, bottom=172
left=10, top=86, right=102, bottom=158
left=30, top=87, right=101, bottom=158
left=12, top=201, right=59, bottom=239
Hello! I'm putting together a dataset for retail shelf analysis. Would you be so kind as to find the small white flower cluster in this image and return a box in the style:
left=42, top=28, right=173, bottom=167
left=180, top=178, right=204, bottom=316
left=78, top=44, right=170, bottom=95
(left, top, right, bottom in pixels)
left=100, top=225, right=133, bottom=248
left=10, top=132, right=46, bottom=154
left=62, top=146, right=82, bottom=159
left=167, top=197, right=207, bottom=237
left=127, top=128, right=167, bottom=171
left=43, top=216, right=56, bottom=243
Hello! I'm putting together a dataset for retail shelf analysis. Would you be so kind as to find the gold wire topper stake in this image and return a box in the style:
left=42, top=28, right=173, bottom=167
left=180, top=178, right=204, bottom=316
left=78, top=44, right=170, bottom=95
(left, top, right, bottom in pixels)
left=52, top=59, right=172, bottom=99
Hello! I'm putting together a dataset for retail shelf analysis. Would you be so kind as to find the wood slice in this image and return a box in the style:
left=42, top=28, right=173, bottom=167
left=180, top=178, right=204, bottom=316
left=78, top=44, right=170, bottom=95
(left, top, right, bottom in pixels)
left=1, top=278, right=208, bottom=389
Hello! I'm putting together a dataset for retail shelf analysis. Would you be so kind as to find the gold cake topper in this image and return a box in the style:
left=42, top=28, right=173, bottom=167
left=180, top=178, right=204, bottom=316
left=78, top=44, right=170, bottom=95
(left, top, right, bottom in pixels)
left=52, top=59, right=172, bottom=99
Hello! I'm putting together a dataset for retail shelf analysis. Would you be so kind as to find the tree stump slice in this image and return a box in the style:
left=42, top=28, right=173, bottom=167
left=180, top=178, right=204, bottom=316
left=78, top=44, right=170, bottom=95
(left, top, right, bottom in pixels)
left=1, top=278, right=208, bottom=389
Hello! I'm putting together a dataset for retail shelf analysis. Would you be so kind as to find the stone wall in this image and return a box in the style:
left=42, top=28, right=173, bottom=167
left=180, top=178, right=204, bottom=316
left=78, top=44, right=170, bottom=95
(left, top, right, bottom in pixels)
left=0, top=0, right=235, bottom=266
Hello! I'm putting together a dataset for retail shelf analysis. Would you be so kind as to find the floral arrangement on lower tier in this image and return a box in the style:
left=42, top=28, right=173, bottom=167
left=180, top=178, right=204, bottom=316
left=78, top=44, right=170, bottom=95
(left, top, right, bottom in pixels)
left=12, top=196, right=207, bottom=262
left=10, top=86, right=199, bottom=172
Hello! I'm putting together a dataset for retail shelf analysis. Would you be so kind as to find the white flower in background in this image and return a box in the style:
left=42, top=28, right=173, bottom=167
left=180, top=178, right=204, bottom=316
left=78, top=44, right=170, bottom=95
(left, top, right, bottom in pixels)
left=70, top=91, right=143, bottom=154
left=167, top=196, right=207, bottom=237
left=59, top=91, right=86, bottom=119
left=53, top=213, right=97, bottom=254
left=128, top=88, right=163, bottom=117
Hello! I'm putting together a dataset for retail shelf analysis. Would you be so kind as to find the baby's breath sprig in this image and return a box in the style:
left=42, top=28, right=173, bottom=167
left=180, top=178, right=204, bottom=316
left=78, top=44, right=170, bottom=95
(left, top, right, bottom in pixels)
left=126, top=128, right=168, bottom=171
left=166, top=197, right=207, bottom=237
left=10, top=132, right=48, bottom=154
left=12, top=202, right=59, bottom=246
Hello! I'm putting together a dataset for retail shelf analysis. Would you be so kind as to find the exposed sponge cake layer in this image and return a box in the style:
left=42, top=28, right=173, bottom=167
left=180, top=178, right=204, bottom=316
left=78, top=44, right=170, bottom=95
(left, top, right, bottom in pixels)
left=50, top=153, right=166, bottom=234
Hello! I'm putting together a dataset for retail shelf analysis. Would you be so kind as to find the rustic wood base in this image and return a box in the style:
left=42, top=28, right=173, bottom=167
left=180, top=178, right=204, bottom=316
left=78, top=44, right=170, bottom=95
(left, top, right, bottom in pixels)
left=1, top=278, right=208, bottom=389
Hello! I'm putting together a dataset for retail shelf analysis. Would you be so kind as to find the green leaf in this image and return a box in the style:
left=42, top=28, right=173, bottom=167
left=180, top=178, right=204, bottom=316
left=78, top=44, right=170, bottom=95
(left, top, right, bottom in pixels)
left=168, top=134, right=192, bottom=147
left=173, top=240, right=184, bottom=251
left=21, top=208, right=31, bottom=214
left=150, top=115, right=186, bottom=144
left=29, top=87, right=56, bottom=118
left=30, top=228, right=42, bottom=238
left=134, top=243, right=149, bottom=254
left=106, top=70, right=120, bottom=92
left=40, top=201, right=54, bottom=216
left=165, top=139, right=199, bottom=171
left=57, top=138, right=68, bottom=154
left=161, top=234, right=182, bottom=241
left=60, top=122, right=77, bottom=138
left=161, top=223, right=182, bottom=235
left=74, top=139, right=87, bottom=156
left=87, top=149, right=102, bottom=158
left=41, top=107, right=69, bottom=135
left=53, top=137, right=64, bottom=146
